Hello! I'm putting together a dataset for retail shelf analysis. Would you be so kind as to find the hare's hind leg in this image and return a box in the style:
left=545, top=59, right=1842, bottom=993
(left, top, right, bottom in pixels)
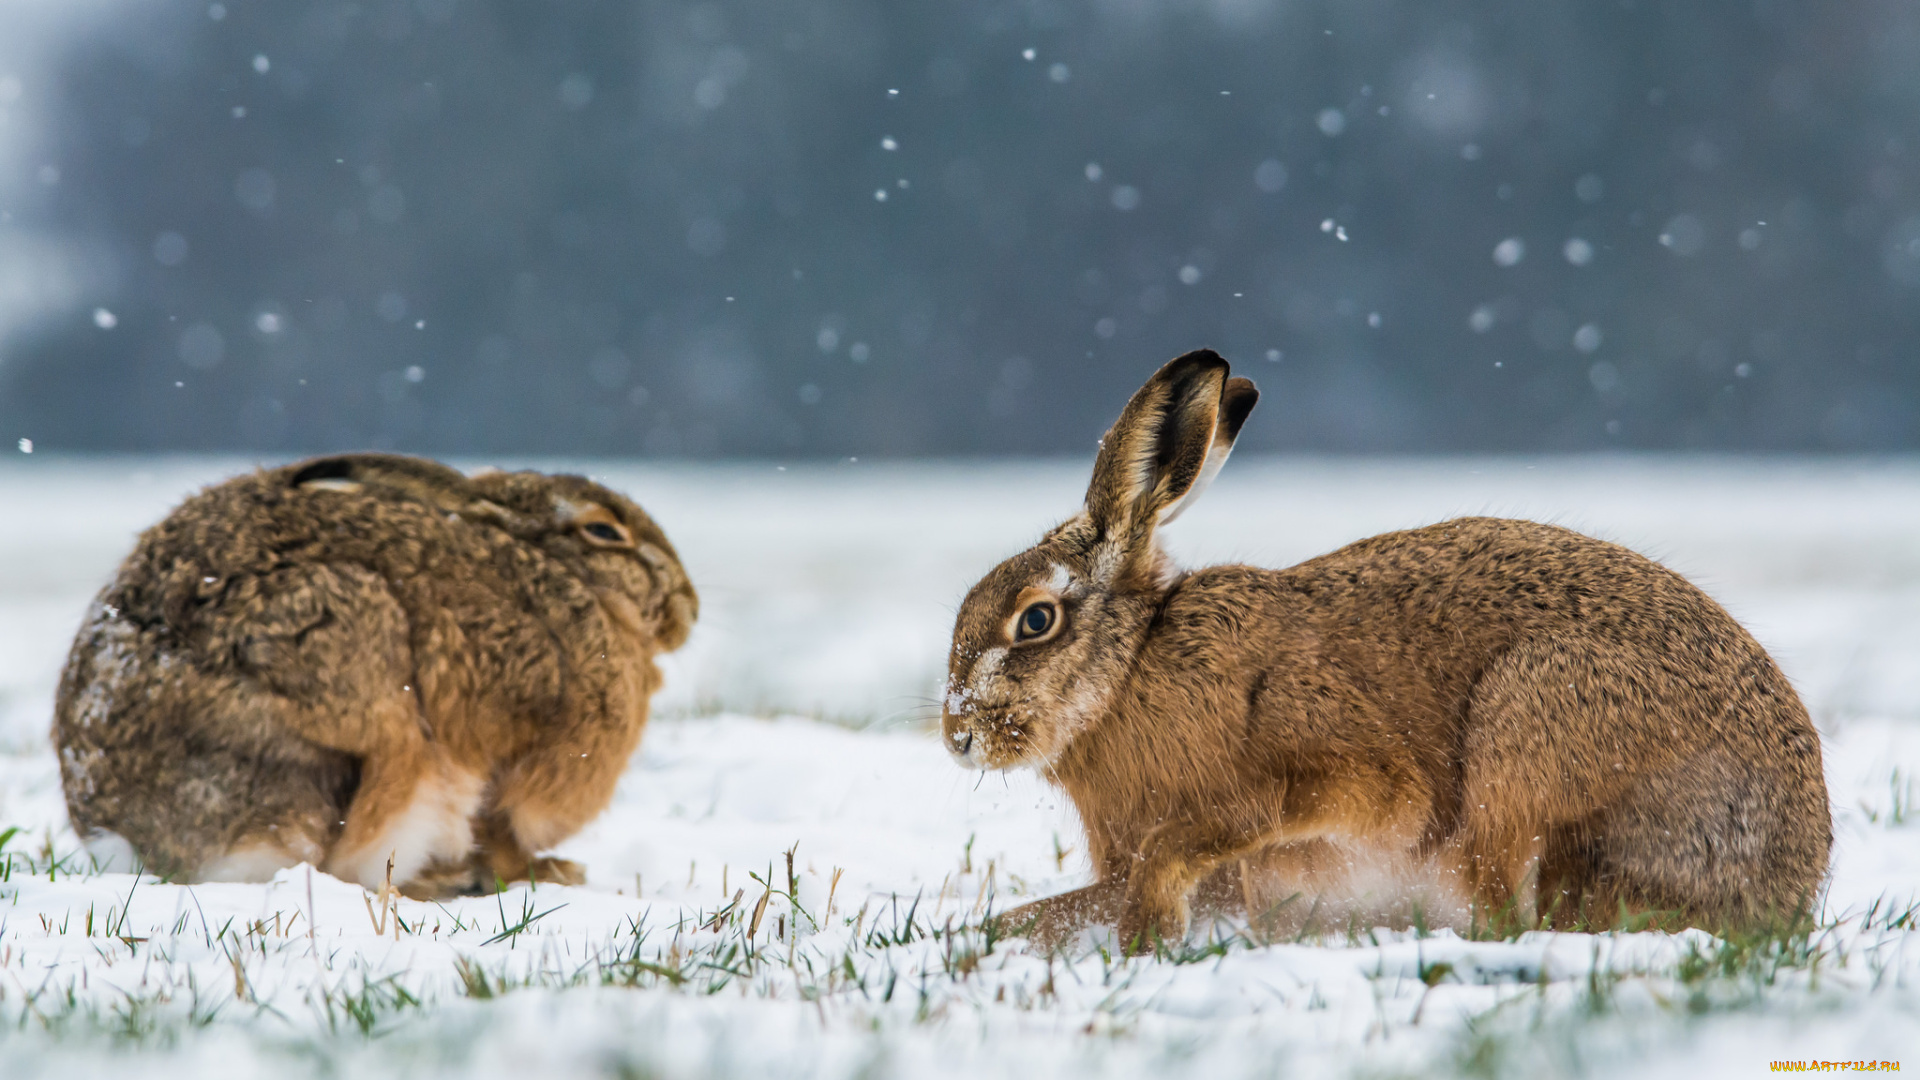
left=1588, top=748, right=1826, bottom=929
left=1455, top=635, right=1817, bottom=931
left=58, top=654, right=360, bottom=884
left=233, top=564, right=486, bottom=895
left=198, top=830, right=327, bottom=883
left=101, top=743, right=349, bottom=885
left=1452, top=637, right=1673, bottom=929
left=192, top=725, right=361, bottom=883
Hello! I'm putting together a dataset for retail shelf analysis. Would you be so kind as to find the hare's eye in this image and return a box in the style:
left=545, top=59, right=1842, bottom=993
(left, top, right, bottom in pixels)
left=582, top=522, right=629, bottom=545
left=1016, top=601, right=1057, bottom=641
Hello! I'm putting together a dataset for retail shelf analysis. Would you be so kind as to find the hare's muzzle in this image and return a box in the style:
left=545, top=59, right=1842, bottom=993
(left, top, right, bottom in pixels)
left=942, top=716, right=978, bottom=767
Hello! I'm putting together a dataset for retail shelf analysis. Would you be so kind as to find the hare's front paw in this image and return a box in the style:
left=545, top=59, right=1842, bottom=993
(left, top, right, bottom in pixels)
left=475, top=835, right=588, bottom=889
left=990, top=882, right=1125, bottom=949
left=525, top=856, right=586, bottom=887
left=398, top=858, right=491, bottom=901
left=993, top=897, right=1073, bottom=946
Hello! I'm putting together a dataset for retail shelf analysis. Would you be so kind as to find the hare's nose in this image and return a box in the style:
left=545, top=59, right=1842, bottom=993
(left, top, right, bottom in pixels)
left=946, top=728, right=974, bottom=759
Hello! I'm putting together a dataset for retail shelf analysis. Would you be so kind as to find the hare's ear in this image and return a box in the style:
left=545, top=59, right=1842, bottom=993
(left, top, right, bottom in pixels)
left=291, top=453, right=476, bottom=512
left=1084, top=350, right=1257, bottom=544
left=1157, top=375, right=1257, bottom=525
left=289, top=457, right=364, bottom=493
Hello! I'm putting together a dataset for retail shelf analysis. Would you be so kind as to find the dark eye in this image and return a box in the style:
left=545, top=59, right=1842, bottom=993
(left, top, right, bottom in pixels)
left=1016, top=601, right=1057, bottom=641
left=582, top=522, right=628, bottom=544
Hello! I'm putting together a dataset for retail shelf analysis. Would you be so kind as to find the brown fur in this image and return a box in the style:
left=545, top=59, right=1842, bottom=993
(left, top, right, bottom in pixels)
left=53, top=453, right=696, bottom=897
left=942, top=351, right=1832, bottom=951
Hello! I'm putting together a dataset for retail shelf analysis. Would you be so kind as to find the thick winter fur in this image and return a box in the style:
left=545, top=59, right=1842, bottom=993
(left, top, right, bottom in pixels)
left=942, top=351, right=1832, bottom=951
left=54, top=454, right=697, bottom=897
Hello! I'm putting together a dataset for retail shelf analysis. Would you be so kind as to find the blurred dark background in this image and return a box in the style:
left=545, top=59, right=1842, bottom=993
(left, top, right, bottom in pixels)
left=0, top=0, right=1916, bottom=456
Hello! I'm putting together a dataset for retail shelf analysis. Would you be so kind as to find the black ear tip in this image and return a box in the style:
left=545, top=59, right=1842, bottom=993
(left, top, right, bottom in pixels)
left=1166, top=348, right=1229, bottom=374
left=1152, top=348, right=1231, bottom=404
left=1220, top=378, right=1259, bottom=439
left=289, top=457, right=357, bottom=487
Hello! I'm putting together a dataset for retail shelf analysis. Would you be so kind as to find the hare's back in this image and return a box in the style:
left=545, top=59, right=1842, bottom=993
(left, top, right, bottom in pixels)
left=1196, top=514, right=1812, bottom=760
left=1261, top=516, right=1825, bottom=829
left=1282, top=516, right=1753, bottom=655
left=55, top=467, right=494, bottom=782
left=124, top=466, right=479, bottom=594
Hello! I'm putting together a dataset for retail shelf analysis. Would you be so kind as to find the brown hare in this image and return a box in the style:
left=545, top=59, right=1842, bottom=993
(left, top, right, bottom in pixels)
left=942, top=351, right=1831, bottom=952
left=54, top=453, right=696, bottom=898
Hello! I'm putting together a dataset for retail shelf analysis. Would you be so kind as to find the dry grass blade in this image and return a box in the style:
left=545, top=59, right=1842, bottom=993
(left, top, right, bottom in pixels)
left=360, top=855, right=398, bottom=938
left=748, top=889, right=771, bottom=938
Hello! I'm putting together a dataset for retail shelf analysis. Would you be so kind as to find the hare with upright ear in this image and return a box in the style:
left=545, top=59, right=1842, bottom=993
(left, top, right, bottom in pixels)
left=54, top=453, right=697, bottom=898
left=942, top=351, right=1831, bottom=951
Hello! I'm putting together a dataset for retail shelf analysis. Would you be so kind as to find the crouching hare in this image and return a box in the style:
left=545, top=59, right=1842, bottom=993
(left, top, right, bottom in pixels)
left=55, top=454, right=697, bottom=898
left=943, top=351, right=1830, bottom=951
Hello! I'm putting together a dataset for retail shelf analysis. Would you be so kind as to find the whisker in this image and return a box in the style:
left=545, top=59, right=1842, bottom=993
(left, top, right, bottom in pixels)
left=869, top=703, right=945, bottom=730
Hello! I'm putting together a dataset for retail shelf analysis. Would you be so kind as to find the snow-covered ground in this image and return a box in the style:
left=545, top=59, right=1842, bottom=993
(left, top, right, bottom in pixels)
left=1, top=454, right=1917, bottom=1077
